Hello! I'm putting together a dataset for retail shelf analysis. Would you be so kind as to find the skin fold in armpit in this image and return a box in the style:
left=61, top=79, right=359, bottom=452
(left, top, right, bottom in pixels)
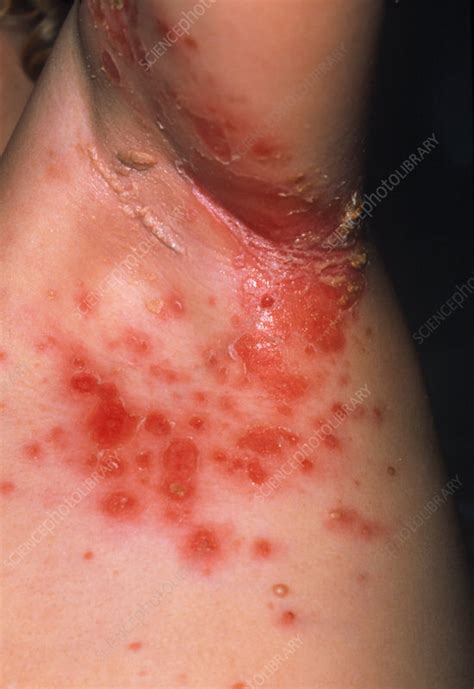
left=0, top=2, right=471, bottom=688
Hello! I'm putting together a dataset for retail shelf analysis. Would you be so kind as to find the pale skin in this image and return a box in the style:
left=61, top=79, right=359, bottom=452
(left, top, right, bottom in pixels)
left=0, top=1, right=471, bottom=688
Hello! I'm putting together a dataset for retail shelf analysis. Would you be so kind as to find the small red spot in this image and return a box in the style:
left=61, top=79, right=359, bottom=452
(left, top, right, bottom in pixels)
left=149, top=364, right=179, bottom=384
left=0, top=481, right=15, bottom=495
left=123, top=330, right=150, bottom=356
left=92, top=451, right=126, bottom=478
left=187, top=111, right=232, bottom=163
left=276, top=404, right=293, bottom=417
left=70, top=372, right=98, bottom=393
left=218, top=394, right=236, bottom=411
left=184, top=526, right=220, bottom=560
left=163, top=293, right=185, bottom=318
left=161, top=438, right=198, bottom=501
left=188, top=415, right=204, bottom=430
left=323, top=433, right=340, bottom=450
left=238, top=426, right=298, bottom=455
left=46, top=426, right=66, bottom=445
left=230, top=313, right=242, bottom=328
left=356, top=572, right=369, bottom=584
left=144, top=412, right=171, bottom=436
left=247, top=459, right=267, bottom=485
left=101, top=491, right=138, bottom=519
left=128, top=641, right=142, bottom=651
left=259, top=293, right=275, bottom=309
left=97, top=382, right=118, bottom=400
left=280, top=610, right=296, bottom=626
left=253, top=538, right=273, bottom=558
left=135, top=451, right=153, bottom=471
left=35, top=336, right=57, bottom=352
left=265, top=371, right=308, bottom=401
left=155, top=18, right=172, bottom=36
left=300, top=459, right=314, bottom=473
left=251, top=138, right=280, bottom=160
left=83, top=550, right=94, bottom=560
left=325, top=507, right=384, bottom=541
left=0, top=351, right=7, bottom=361
left=194, top=390, right=207, bottom=403
left=373, top=406, right=384, bottom=424
left=231, top=458, right=245, bottom=473
left=77, top=291, right=96, bottom=315
left=46, top=162, right=65, bottom=181
left=23, top=442, right=42, bottom=461
left=326, top=326, right=347, bottom=353
left=183, top=35, right=198, bottom=50
left=212, top=450, right=227, bottom=464
left=234, top=332, right=281, bottom=372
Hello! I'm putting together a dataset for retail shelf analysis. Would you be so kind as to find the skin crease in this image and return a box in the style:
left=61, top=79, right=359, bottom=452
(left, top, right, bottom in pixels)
left=0, top=1, right=472, bottom=688
left=0, top=25, right=33, bottom=154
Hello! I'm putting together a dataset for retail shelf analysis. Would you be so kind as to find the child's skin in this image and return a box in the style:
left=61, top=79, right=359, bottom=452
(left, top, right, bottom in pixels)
left=0, top=1, right=471, bottom=687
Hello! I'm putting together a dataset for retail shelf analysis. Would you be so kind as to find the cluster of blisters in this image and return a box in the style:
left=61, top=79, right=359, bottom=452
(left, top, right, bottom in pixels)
left=4, top=296, right=390, bottom=582
left=4, top=0, right=389, bottom=583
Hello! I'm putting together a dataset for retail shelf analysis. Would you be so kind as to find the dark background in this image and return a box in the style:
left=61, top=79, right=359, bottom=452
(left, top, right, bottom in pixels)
left=367, top=1, right=473, bottom=564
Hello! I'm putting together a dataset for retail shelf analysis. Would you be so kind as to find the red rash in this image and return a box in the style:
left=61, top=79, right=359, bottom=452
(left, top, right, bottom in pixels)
left=12, top=308, right=387, bottom=573
left=14, top=2, right=387, bottom=579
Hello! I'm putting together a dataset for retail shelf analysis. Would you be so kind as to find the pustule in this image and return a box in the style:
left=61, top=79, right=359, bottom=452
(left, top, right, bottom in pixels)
left=80, top=0, right=365, bottom=251
left=1, top=191, right=378, bottom=580
left=0, top=0, right=387, bottom=584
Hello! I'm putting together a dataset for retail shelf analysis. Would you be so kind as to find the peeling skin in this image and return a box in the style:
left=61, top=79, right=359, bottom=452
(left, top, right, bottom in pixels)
left=3, top=1, right=385, bottom=582
left=116, top=149, right=158, bottom=170
left=82, top=0, right=365, bottom=252
left=88, top=145, right=184, bottom=253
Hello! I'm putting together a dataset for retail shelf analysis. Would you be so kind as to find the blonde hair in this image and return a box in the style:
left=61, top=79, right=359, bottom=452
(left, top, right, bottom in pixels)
left=0, top=0, right=72, bottom=80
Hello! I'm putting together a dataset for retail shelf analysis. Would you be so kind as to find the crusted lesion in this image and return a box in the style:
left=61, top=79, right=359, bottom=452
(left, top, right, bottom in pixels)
left=86, top=144, right=185, bottom=254
left=116, top=149, right=158, bottom=171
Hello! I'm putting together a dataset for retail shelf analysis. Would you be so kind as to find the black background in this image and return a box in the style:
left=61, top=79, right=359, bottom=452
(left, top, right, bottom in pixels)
left=367, top=1, right=473, bottom=564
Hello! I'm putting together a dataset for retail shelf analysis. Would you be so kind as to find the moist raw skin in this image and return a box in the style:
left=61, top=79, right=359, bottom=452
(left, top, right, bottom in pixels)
left=0, top=2, right=471, bottom=688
